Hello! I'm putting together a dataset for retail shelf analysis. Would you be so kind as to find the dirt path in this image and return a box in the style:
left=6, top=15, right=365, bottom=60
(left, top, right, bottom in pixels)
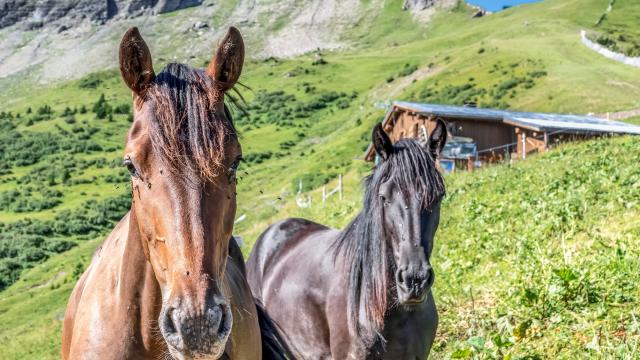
left=30, top=271, right=67, bottom=290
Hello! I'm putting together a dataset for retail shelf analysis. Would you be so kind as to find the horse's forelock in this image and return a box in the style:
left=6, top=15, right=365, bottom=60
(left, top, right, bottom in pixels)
left=388, top=139, right=446, bottom=207
left=146, top=63, right=238, bottom=184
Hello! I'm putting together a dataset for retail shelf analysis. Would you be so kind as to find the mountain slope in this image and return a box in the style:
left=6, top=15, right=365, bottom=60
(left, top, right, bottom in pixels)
left=0, top=0, right=454, bottom=82
left=1, top=0, right=640, bottom=358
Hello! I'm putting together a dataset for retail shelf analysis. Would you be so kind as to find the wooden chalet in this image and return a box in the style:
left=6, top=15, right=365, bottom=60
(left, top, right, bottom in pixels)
left=364, top=101, right=640, bottom=170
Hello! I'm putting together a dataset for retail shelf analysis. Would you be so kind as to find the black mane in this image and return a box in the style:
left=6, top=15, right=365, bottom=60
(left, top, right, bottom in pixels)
left=332, top=138, right=445, bottom=345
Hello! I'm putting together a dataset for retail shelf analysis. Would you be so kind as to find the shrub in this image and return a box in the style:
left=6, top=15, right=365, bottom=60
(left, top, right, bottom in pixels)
left=291, top=171, right=337, bottom=193
left=244, top=151, right=273, bottom=164
left=79, top=74, right=103, bottom=89
left=398, top=63, right=418, bottom=77
left=279, top=140, right=296, bottom=150
left=113, top=103, right=130, bottom=115
left=0, top=259, right=22, bottom=291
left=92, top=94, right=112, bottom=120
left=311, top=57, right=328, bottom=66
left=37, top=105, right=53, bottom=115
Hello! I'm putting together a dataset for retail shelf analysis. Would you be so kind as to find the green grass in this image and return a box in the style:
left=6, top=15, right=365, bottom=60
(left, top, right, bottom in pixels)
left=432, top=136, right=640, bottom=358
left=2, top=136, right=639, bottom=359
left=2, top=0, right=640, bottom=358
left=0, top=238, right=99, bottom=359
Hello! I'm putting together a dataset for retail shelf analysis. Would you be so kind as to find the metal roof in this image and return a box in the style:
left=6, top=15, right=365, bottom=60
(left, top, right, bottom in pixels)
left=393, top=101, right=640, bottom=135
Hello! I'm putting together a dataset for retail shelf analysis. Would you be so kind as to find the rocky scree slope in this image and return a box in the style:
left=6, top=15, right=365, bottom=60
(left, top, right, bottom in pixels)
left=0, top=0, right=202, bottom=29
left=0, top=0, right=454, bottom=83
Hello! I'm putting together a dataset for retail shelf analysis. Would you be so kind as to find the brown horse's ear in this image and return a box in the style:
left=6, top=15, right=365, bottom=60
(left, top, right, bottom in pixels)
left=428, top=119, right=448, bottom=159
left=207, top=26, right=245, bottom=90
left=119, top=27, right=155, bottom=95
left=372, top=123, right=393, bottom=161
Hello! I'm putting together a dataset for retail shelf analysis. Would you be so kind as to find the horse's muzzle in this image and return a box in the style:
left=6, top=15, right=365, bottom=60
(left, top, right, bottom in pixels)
left=395, top=265, right=434, bottom=305
left=160, top=299, right=233, bottom=359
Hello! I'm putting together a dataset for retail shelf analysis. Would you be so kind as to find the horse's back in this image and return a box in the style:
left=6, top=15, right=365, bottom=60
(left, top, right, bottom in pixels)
left=247, top=218, right=332, bottom=298
left=247, top=218, right=342, bottom=358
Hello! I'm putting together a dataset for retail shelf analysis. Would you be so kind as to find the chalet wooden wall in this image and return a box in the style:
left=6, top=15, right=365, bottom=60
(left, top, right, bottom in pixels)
left=443, top=118, right=515, bottom=152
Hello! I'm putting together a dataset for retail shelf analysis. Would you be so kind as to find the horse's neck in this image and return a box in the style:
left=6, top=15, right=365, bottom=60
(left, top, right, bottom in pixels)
left=122, top=210, right=162, bottom=307
left=114, top=212, right=164, bottom=349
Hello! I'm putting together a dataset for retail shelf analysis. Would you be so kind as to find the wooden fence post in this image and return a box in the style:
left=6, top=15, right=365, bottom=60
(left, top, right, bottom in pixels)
left=543, top=131, right=549, bottom=151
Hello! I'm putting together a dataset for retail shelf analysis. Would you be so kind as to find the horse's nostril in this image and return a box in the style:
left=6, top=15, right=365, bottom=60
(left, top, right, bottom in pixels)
left=161, top=307, right=185, bottom=350
left=397, top=270, right=406, bottom=285
left=203, top=300, right=230, bottom=338
left=164, top=308, right=177, bottom=334
left=217, top=304, right=228, bottom=332
left=425, top=267, right=435, bottom=287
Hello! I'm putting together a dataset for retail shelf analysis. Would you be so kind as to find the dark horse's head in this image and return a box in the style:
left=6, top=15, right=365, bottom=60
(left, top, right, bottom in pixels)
left=336, top=120, right=446, bottom=343
left=118, top=27, right=244, bottom=359
left=372, top=121, right=447, bottom=306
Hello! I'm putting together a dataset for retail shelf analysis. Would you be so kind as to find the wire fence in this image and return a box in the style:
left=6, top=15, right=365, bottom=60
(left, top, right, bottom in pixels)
left=440, top=129, right=571, bottom=173
left=475, top=129, right=566, bottom=157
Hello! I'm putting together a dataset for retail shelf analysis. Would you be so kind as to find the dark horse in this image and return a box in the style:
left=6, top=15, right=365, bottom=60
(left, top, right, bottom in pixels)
left=62, top=27, right=285, bottom=359
left=247, top=121, right=448, bottom=359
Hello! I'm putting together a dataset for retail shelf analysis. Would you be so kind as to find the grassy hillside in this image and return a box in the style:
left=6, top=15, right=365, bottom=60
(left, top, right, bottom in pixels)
left=2, top=136, right=639, bottom=359
left=1, top=0, right=640, bottom=358
left=587, top=0, right=640, bottom=57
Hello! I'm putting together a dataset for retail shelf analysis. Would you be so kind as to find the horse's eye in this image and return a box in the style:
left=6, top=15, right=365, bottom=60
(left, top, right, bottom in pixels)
left=123, top=158, right=139, bottom=178
left=379, top=194, right=389, bottom=206
left=229, top=157, right=242, bottom=183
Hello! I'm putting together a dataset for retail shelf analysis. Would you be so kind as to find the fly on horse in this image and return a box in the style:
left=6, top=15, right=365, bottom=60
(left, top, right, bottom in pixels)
left=62, top=27, right=286, bottom=360
left=247, top=121, right=448, bottom=359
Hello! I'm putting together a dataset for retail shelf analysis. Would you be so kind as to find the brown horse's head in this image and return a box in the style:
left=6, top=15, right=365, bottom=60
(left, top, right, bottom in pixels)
left=119, top=26, right=245, bottom=359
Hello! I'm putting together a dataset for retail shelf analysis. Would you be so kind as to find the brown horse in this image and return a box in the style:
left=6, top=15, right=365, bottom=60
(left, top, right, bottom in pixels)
left=247, top=121, right=448, bottom=359
left=62, top=27, right=285, bottom=360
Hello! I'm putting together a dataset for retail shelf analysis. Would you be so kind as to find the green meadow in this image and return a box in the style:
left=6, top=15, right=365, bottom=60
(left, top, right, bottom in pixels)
left=1, top=0, right=640, bottom=358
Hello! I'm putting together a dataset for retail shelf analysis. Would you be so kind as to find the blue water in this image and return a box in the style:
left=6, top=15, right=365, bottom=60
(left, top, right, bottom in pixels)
left=467, top=0, right=541, bottom=12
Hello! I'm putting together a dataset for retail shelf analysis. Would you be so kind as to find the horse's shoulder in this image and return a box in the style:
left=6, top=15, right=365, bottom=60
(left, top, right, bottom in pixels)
left=72, top=211, right=139, bottom=307
left=261, top=218, right=328, bottom=248
left=249, top=218, right=325, bottom=280
left=278, top=217, right=330, bottom=235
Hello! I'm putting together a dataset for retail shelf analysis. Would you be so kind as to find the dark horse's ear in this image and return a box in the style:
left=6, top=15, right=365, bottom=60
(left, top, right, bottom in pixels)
left=207, top=27, right=245, bottom=90
left=372, top=123, right=393, bottom=161
left=428, top=119, right=448, bottom=159
left=119, top=27, right=155, bottom=95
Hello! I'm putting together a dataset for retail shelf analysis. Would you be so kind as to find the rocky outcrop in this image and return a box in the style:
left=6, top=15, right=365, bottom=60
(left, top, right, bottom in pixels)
left=0, top=0, right=202, bottom=29
left=402, top=0, right=437, bottom=11
left=155, top=0, right=201, bottom=13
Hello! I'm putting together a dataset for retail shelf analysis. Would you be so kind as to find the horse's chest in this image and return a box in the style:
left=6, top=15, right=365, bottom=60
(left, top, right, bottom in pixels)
left=375, top=303, right=437, bottom=359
